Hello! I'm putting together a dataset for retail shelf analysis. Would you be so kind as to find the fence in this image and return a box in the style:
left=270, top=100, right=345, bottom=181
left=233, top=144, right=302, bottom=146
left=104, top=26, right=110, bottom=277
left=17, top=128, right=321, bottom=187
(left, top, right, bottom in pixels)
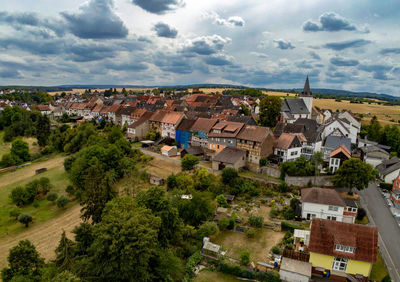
left=284, top=175, right=333, bottom=187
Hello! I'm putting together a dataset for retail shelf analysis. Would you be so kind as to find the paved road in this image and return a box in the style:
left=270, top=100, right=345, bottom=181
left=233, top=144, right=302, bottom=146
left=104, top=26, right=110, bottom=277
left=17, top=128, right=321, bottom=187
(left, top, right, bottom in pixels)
left=359, top=183, right=400, bottom=281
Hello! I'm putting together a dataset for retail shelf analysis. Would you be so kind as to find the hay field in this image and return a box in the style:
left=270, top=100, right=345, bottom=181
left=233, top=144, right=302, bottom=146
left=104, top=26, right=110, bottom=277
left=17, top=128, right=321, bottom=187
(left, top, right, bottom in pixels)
left=313, top=98, right=400, bottom=126
left=48, top=87, right=155, bottom=96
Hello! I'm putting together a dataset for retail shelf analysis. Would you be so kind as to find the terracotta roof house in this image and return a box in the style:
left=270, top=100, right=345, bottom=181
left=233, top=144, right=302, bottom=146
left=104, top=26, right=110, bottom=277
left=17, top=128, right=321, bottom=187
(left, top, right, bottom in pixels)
left=208, top=121, right=245, bottom=152
left=329, top=144, right=351, bottom=173
left=37, top=104, right=52, bottom=115
left=273, top=133, right=303, bottom=163
left=308, top=218, right=378, bottom=281
left=161, top=111, right=185, bottom=139
left=127, top=111, right=155, bottom=141
left=91, top=103, right=104, bottom=117
left=236, top=125, right=274, bottom=164
left=107, top=104, right=122, bottom=123
left=117, top=106, right=135, bottom=126
left=190, top=118, right=218, bottom=148
left=212, top=147, right=246, bottom=171
left=149, top=109, right=168, bottom=133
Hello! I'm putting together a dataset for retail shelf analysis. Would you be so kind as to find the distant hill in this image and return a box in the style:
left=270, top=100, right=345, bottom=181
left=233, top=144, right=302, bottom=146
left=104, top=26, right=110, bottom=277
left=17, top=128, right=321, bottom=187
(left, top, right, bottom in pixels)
left=1, top=84, right=399, bottom=101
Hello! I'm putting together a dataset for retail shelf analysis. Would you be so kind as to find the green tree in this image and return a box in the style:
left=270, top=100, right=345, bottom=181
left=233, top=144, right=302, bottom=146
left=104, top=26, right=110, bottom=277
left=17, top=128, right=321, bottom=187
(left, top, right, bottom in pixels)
left=177, top=192, right=214, bottom=227
left=36, top=114, right=50, bottom=147
left=221, top=167, right=238, bottom=185
left=216, top=194, right=228, bottom=207
left=181, top=154, right=199, bottom=171
left=259, top=96, right=282, bottom=127
left=54, top=231, right=76, bottom=271
left=18, top=214, right=33, bottom=227
left=56, top=195, right=70, bottom=208
left=196, top=222, right=219, bottom=239
left=1, top=240, right=44, bottom=282
left=240, top=250, right=250, bottom=266
left=9, top=209, right=21, bottom=220
left=10, top=139, right=30, bottom=163
left=248, top=214, right=263, bottom=228
left=46, top=192, right=58, bottom=203
left=332, top=158, right=376, bottom=193
left=85, top=197, right=161, bottom=281
left=53, top=271, right=81, bottom=282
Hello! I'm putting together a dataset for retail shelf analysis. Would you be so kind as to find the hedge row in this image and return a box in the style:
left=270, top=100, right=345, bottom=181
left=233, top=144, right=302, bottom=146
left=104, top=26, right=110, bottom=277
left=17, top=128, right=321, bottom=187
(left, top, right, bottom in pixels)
left=281, top=221, right=304, bottom=232
left=218, top=262, right=280, bottom=282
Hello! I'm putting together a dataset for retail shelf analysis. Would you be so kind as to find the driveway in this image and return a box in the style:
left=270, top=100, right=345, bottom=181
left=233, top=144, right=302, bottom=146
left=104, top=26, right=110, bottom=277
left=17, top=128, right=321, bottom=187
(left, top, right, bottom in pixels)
left=359, top=183, right=400, bottom=281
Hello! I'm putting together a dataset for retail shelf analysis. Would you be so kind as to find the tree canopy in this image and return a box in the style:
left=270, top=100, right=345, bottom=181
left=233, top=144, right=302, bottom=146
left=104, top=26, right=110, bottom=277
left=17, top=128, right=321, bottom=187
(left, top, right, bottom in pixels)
left=259, top=96, right=282, bottom=127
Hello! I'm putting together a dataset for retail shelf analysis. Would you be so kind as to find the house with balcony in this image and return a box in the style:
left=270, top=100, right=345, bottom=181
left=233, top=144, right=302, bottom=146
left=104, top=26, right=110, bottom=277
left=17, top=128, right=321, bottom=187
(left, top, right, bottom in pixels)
left=236, top=125, right=274, bottom=164
left=308, top=218, right=378, bottom=281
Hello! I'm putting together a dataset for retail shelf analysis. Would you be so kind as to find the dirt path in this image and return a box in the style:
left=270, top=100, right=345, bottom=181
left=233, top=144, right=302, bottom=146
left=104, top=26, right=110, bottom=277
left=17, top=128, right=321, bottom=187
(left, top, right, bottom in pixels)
left=0, top=156, right=65, bottom=189
left=0, top=204, right=82, bottom=268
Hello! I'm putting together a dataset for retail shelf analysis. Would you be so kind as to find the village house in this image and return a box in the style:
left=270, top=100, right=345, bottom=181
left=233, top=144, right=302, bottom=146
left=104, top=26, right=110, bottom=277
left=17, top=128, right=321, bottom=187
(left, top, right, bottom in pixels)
left=360, top=145, right=390, bottom=168
left=190, top=118, right=218, bottom=148
left=212, top=146, right=246, bottom=171
left=208, top=121, right=245, bottom=152
left=321, top=118, right=357, bottom=144
left=236, top=125, right=274, bottom=164
left=107, top=104, right=123, bottom=124
left=148, top=109, right=168, bottom=134
left=37, top=104, right=52, bottom=115
left=273, top=133, right=304, bottom=163
left=308, top=218, right=378, bottom=281
left=175, top=119, right=196, bottom=149
left=161, top=111, right=185, bottom=139
left=117, top=106, right=135, bottom=126
left=377, top=157, right=400, bottom=183
left=126, top=111, right=153, bottom=140
left=329, top=144, right=351, bottom=173
left=322, top=136, right=351, bottom=161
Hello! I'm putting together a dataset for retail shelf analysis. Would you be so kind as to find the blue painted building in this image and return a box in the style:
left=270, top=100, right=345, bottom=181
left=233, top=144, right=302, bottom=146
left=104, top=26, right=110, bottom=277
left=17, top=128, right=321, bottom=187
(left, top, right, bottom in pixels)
left=175, top=119, right=196, bottom=149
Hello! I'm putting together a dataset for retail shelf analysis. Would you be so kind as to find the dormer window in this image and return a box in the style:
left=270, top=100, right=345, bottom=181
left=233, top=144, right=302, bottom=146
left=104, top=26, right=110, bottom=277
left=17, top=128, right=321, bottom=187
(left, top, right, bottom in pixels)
left=335, top=244, right=355, bottom=254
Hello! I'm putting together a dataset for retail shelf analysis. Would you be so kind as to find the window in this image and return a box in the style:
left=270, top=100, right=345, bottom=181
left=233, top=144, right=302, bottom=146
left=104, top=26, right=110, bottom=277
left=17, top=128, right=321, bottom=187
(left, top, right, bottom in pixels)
left=332, top=257, right=348, bottom=272
left=328, top=206, right=338, bottom=211
left=335, top=159, right=339, bottom=165
left=327, top=216, right=337, bottom=221
left=335, top=244, right=355, bottom=254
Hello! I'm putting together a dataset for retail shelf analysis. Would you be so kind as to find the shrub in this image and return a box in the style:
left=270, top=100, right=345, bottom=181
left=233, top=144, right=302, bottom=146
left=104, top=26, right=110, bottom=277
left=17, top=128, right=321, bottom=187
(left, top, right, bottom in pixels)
left=65, top=185, right=75, bottom=195
left=196, top=222, right=219, bottom=239
left=259, top=158, right=267, bottom=167
left=216, top=194, right=228, bottom=207
left=245, top=228, right=256, bottom=238
left=56, top=195, right=70, bottom=208
left=248, top=214, right=264, bottom=228
left=271, top=245, right=282, bottom=255
left=281, top=221, right=304, bottom=232
left=10, top=186, right=32, bottom=207
left=379, top=182, right=392, bottom=191
left=283, top=207, right=295, bottom=220
left=46, top=192, right=59, bottom=202
left=221, top=167, right=238, bottom=185
left=240, top=250, right=250, bottom=266
left=278, top=181, right=289, bottom=193
left=18, top=213, right=33, bottom=227
left=181, top=154, right=199, bottom=171
left=217, top=217, right=230, bottom=231
left=356, top=208, right=367, bottom=221
left=382, top=274, right=391, bottom=282
left=38, top=177, right=51, bottom=194
left=228, top=217, right=235, bottom=230
left=269, top=207, right=279, bottom=218
left=9, top=209, right=21, bottom=220
left=184, top=252, right=202, bottom=280
left=33, top=201, right=40, bottom=208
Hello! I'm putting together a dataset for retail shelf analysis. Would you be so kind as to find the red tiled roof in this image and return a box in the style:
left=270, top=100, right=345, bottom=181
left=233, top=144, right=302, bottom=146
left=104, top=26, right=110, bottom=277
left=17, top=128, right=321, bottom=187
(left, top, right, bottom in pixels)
left=108, top=104, right=122, bottom=113
left=330, top=144, right=351, bottom=159
left=274, top=133, right=298, bottom=150
left=237, top=125, right=272, bottom=142
left=149, top=109, right=168, bottom=122
left=162, top=111, right=184, bottom=125
left=37, top=105, right=50, bottom=111
left=208, top=121, right=244, bottom=138
left=92, top=104, right=104, bottom=113
left=309, top=218, right=378, bottom=263
left=190, top=118, right=218, bottom=133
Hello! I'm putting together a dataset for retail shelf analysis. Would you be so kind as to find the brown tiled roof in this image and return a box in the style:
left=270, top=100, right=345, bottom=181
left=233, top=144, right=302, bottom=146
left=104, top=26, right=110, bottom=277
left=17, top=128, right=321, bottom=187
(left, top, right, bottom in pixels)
left=162, top=111, right=184, bottom=125
left=208, top=121, right=244, bottom=138
left=237, top=125, right=272, bottom=142
left=108, top=104, right=122, bottom=113
left=213, top=147, right=246, bottom=164
left=100, top=106, right=110, bottom=114
left=301, top=188, right=345, bottom=207
left=274, top=133, right=298, bottom=150
left=131, top=108, right=147, bottom=119
left=149, top=109, right=168, bottom=122
left=190, top=118, right=218, bottom=133
left=92, top=103, right=104, bottom=113
left=309, top=218, right=378, bottom=263
left=176, top=119, right=196, bottom=131
left=37, top=105, right=50, bottom=111
left=128, top=111, right=153, bottom=128
left=330, top=144, right=351, bottom=159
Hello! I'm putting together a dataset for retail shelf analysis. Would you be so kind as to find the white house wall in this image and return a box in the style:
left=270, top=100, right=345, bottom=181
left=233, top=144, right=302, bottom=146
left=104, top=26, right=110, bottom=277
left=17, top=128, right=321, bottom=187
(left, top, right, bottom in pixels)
left=301, top=202, right=344, bottom=221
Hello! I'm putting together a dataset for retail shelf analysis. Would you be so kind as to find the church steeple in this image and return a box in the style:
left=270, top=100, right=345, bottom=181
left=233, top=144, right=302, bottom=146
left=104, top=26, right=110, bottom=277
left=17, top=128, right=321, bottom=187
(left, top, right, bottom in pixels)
left=300, top=75, right=312, bottom=97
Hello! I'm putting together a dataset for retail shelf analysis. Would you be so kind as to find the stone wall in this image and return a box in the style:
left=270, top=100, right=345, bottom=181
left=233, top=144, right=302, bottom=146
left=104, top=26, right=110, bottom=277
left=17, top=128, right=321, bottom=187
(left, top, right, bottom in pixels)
left=285, top=175, right=333, bottom=187
left=259, top=166, right=281, bottom=178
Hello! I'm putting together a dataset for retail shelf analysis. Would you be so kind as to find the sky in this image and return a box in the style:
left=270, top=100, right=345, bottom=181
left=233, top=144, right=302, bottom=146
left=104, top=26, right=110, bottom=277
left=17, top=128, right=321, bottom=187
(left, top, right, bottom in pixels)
left=0, top=0, right=399, bottom=95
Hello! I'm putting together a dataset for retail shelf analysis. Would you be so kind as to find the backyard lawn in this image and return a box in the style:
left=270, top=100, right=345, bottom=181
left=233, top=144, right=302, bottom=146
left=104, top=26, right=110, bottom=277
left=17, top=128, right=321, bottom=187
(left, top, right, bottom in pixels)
left=370, top=252, right=389, bottom=282
left=195, top=269, right=240, bottom=282
left=214, top=228, right=284, bottom=263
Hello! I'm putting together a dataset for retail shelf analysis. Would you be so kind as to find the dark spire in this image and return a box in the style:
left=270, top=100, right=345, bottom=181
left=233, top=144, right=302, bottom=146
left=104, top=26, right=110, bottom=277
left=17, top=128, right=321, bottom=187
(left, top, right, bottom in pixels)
left=301, top=75, right=312, bottom=97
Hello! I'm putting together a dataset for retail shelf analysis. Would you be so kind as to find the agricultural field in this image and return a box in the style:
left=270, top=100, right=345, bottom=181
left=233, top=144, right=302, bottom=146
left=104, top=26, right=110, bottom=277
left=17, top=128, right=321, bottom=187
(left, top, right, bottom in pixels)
left=48, top=87, right=155, bottom=96
left=214, top=229, right=284, bottom=263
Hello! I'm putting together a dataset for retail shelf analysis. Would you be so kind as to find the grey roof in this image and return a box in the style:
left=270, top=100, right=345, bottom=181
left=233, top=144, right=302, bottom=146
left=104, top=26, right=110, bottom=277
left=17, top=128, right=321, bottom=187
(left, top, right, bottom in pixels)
left=227, top=115, right=257, bottom=125
left=358, top=138, right=378, bottom=146
left=360, top=145, right=390, bottom=156
left=182, top=146, right=204, bottom=155
left=294, top=118, right=318, bottom=131
left=324, top=136, right=351, bottom=152
left=344, top=198, right=357, bottom=208
left=213, top=147, right=246, bottom=164
left=376, top=157, right=400, bottom=176
left=281, top=98, right=310, bottom=115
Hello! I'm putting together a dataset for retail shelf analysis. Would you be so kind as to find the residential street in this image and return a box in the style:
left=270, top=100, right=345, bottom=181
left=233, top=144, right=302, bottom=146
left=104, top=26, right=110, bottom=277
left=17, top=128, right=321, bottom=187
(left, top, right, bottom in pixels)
left=359, top=183, right=400, bottom=281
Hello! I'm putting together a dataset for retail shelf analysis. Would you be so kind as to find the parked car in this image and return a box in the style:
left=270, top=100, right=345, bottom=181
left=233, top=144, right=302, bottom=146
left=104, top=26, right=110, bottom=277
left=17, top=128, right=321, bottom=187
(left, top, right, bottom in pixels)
left=386, top=198, right=393, bottom=207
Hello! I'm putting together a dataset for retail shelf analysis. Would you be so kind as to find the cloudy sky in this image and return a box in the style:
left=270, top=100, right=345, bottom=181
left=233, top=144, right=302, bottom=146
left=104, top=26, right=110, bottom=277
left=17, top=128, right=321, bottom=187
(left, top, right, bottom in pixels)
left=0, top=0, right=399, bottom=95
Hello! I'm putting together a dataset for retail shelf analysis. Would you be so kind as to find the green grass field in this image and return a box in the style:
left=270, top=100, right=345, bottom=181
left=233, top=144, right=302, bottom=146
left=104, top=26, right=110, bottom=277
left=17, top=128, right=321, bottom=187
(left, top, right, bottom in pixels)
left=370, top=251, right=389, bottom=281
left=195, top=269, right=240, bottom=282
left=0, top=163, right=72, bottom=237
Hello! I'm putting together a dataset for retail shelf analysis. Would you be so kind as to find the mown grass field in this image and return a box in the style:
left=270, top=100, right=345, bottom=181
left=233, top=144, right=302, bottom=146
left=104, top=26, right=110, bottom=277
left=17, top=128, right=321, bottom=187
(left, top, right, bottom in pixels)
left=195, top=269, right=240, bottom=282
left=214, top=229, right=284, bottom=263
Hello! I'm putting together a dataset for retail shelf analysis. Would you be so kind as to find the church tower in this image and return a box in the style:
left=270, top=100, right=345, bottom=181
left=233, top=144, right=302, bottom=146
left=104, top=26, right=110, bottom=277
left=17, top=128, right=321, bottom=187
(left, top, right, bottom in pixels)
left=300, top=76, right=313, bottom=114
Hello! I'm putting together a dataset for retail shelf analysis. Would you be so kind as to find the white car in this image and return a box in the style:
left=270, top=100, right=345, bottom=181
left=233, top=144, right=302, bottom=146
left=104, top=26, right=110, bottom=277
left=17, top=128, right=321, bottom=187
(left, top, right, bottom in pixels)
left=386, top=198, right=393, bottom=207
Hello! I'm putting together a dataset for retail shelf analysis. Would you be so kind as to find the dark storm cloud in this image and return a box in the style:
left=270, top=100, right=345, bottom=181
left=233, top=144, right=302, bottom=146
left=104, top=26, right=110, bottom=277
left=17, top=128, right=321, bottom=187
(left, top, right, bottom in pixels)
left=132, top=0, right=184, bottom=15
left=0, top=38, right=63, bottom=55
left=273, top=39, right=295, bottom=50
left=61, top=0, right=128, bottom=39
left=104, top=60, right=148, bottom=71
left=154, top=53, right=193, bottom=74
left=380, top=48, right=400, bottom=55
left=181, top=35, right=231, bottom=55
left=204, top=54, right=232, bottom=66
left=359, top=64, right=392, bottom=80
left=0, top=68, right=21, bottom=78
left=303, top=12, right=357, bottom=32
left=330, top=57, right=359, bottom=66
left=323, top=39, right=371, bottom=50
left=153, top=22, right=178, bottom=38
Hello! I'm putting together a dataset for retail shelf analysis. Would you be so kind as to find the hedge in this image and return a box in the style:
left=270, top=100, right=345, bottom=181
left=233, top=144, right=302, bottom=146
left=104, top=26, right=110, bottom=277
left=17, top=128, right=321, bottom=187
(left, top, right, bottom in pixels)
left=281, top=221, right=304, bottom=232
left=218, top=262, right=280, bottom=282
left=379, top=182, right=393, bottom=191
